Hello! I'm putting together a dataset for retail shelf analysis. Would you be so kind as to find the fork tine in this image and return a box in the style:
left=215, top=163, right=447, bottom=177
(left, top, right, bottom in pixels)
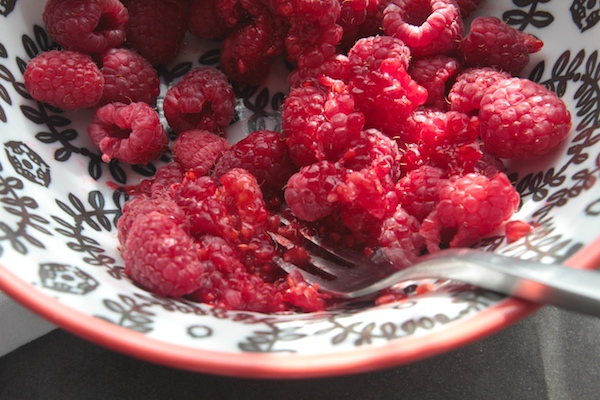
left=267, top=230, right=350, bottom=277
left=271, top=256, right=334, bottom=287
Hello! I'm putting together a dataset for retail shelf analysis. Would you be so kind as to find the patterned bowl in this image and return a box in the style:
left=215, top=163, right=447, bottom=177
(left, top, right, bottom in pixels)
left=1, top=0, right=600, bottom=378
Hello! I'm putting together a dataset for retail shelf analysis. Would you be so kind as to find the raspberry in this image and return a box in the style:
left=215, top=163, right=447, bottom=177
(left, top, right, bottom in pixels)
left=505, top=220, right=534, bottom=243
left=24, top=50, right=104, bottom=110
left=317, top=79, right=366, bottom=161
left=123, top=211, right=204, bottom=298
left=187, top=0, right=235, bottom=39
left=43, top=0, right=128, bottom=54
left=285, top=160, right=342, bottom=221
left=121, top=0, right=188, bottom=66
left=213, top=130, right=297, bottom=199
left=97, top=47, right=160, bottom=106
left=378, top=205, right=425, bottom=266
left=117, top=196, right=186, bottom=247
left=173, top=176, right=237, bottom=240
left=172, top=130, right=229, bottom=176
left=281, top=84, right=328, bottom=166
left=420, top=172, right=520, bottom=251
left=408, top=55, right=461, bottom=110
left=187, top=235, right=288, bottom=313
left=336, top=169, right=394, bottom=221
left=459, top=16, right=543, bottom=75
left=163, top=67, right=236, bottom=135
left=448, top=67, right=512, bottom=115
left=454, top=0, right=481, bottom=16
left=87, top=102, right=169, bottom=164
left=347, top=35, right=411, bottom=77
left=147, top=162, right=185, bottom=200
left=349, top=58, right=428, bottom=136
left=399, top=109, right=479, bottom=145
left=219, top=168, right=270, bottom=239
left=396, top=165, right=448, bottom=222
left=479, top=78, right=572, bottom=159
left=337, top=128, right=402, bottom=186
left=383, top=0, right=464, bottom=58
left=220, top=13, right=287, bottom=85
left=288, top=47, right=351, bottom=88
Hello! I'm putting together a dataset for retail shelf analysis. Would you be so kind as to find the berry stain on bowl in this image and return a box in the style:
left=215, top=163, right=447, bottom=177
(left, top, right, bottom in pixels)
left=1, top=0, right=600, bottom=378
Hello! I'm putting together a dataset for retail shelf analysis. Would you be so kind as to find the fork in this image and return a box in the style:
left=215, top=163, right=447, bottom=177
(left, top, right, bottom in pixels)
left=268, top=223, right=600, bottom=318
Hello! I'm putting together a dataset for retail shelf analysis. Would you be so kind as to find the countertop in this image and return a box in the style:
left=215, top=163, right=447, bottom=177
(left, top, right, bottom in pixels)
left=2, top=306, right=600, bottom=399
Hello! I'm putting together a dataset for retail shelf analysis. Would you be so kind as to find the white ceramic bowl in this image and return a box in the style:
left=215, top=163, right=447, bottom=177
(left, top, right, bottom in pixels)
left=1, top=0, right=600, bottom=378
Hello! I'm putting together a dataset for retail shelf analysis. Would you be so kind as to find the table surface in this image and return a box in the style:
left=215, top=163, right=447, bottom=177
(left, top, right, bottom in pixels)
left=1, top=306, right=600, bottom=400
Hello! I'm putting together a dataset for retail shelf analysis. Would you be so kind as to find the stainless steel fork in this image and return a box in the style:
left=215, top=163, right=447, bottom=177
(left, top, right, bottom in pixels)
left=268, top=226, right=600, bottom=318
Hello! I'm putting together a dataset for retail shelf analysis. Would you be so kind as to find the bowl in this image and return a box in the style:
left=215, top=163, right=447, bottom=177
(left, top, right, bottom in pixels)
left=2, top=0, right=600, bottom=379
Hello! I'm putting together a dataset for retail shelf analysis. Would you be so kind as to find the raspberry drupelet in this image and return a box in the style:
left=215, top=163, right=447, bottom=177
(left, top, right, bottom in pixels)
left=383, top=0, right=464, bottom=58
left=87, top=102, right=169, bottom=165
left=163, top=67, right=236, bottom=135
left=97, top=47, right=160, bottom=106
left=43, top=0, right=129, bottom=54
left=24, top=50, right=105, bottom=110
left=459, top=16, right=544, bottom=76
left=479, top=77, right=572, bottom=159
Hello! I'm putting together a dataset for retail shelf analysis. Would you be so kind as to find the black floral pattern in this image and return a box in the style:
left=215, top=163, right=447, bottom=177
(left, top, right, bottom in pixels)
left=0, top=1, right=600, bottom=356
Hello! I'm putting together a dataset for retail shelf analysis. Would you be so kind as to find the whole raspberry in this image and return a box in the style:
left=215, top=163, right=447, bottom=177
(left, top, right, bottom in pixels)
left=121, top=0, right=188, bottom=66
left=87, top=102, right=169, bottom=164
left=117, top=196, right=186, bottom=247
left=408, top=55, right=461, bottom=110
left=337, top=128, right=402, bottom=186
left=396, top=165, right=448, bottom=222
left=317, top=79, right=366, bottom=161
left=172, top=130, right=229, bottom=176
left=378, top=205, right=425, bottom=266
left=187, top=0, right=235, bottom=39
left=213, top=130, right=297, bottom=199
left=479, top=78, right=572, bottom=159
left=123, top=211, right=204, bottom=298
left=383, top=0, right=464, bottom=58
left=24, top=50, right=104, bottom=110
left=281, top=84, right=327, bottom=166
left=448, top=67, right=512, bottom=115
left=459, top=16, right=543, bottom=75
left=347, top=35, right=412, bottom=77
left=285, top=160, right=342, bottom=221
left=98, top=47, right=160, bottom=106
left=349, top=58, right=428, bottom=137
left=43, top=0, right=128, bottom=54
left=163, top=67, right=236, bottom=134
left=220, top=13, right=286, bottom=85
left=420, top=172, right=520, bottom=251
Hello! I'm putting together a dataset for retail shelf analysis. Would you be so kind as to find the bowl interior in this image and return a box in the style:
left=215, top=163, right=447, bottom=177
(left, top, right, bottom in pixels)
left=1, top=0, right=600, bottom=378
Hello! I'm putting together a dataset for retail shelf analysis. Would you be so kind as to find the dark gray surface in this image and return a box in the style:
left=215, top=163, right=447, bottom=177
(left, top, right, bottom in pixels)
left=1, top=306, right=599, bottom=400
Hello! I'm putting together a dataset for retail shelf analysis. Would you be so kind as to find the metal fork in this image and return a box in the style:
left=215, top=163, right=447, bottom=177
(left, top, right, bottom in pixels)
left=268, top=224, right=600, bottom=317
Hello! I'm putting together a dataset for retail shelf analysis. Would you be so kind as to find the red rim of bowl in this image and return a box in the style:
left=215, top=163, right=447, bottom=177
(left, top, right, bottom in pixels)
left=2, top=236, right=600, bottom=379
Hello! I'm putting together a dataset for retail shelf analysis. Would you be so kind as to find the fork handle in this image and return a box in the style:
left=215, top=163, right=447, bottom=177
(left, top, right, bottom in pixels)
left=413, top=250, right=600, bottom=318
